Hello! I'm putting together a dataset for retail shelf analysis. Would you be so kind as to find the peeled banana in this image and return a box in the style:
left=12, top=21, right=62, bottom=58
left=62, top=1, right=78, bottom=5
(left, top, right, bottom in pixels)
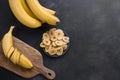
left=8, top=0, right=42, bottom=28
left=2, top=26, right=33, bottom=69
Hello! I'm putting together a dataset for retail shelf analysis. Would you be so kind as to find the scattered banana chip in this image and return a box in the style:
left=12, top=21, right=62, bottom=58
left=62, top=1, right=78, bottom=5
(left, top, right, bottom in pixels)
left=40, top=28, right=70, bottom=57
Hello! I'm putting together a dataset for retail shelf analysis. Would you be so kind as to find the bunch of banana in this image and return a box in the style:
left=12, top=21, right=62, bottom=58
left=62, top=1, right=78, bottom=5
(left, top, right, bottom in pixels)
left=8, top=0, right=60, bottom=28
left=2, top=26, right=33, bottom=69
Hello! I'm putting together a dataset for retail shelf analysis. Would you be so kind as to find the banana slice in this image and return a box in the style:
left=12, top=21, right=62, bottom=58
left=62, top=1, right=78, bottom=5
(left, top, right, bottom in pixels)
left=19, top=54, right=33, bottom=69
left=48, top=28, right=56, bottom=37
left=52, top=42, right=57, bottom=47
left=49, top=48, right=57, bottom=55
left=42, top=32, right=49, bottom=40
left=45, top=45, right=50, bottom=53
left=50, top=35, right=57, bottom=42
left=6, top=46, right=15, bottom=59
left=55, top=40, right=63, bottom=46
left=40, top=42, right=46, bottom=48
left=55, top=29, right=64, bottom=40
left=43, top=39, right=51, bottom=46
left=56, top=47, right=63, bottom=56
left=62, top=36, right=69, bottom=43
left=13, top=48, right=21, bottom=64
left=62, top=44, right=68, bottom=50
left=10, top=50, right=17, bottom=64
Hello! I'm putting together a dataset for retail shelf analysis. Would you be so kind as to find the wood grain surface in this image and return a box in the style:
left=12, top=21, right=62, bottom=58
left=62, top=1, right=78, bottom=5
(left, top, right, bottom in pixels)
left=0, top=36, right=55, bottom=79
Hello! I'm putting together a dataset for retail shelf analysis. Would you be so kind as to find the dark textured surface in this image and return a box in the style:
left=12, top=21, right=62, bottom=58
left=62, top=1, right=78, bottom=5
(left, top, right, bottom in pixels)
left=1, top=0, right=120, bottom=80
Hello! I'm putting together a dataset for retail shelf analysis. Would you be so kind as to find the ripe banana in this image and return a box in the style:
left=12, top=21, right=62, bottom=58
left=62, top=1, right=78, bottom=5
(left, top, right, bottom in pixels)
left=8, top=0, right=42, bottom=28
left=2, top=26, right=33, bottom=69
left=2, top=26, right=14, bottom=58
left=26, top=0, right=60, bottom=25
left=21, top=0, right=56, bottom=15
left=42, top=6, right=56, bottom=15
left=21, top=0, right=38, bottom=19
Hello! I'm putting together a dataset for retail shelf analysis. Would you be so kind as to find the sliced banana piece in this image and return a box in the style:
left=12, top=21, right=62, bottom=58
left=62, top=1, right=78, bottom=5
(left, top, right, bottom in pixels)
left=62, top=36, right=70, bottom=43
left=42, top=32, right=49, bottom=40
left=13, top=48, right=21, bottom=64
left=19, top=54, right=33, bottom=69
left=48, top=28, right=56, bottom=37
left=43, top=39, right=51, bottom=46
left=62, top=44, right=68, bottom=50
left=40, top=42, right=46, bottom=48
left=49, top=48, right=57, bottom=55
left=6, top=46, right=15, bottom=59
left=10, top=50, right=17, bottom=64
left=55, top=29, right=64, bottom=40
left=55, top=40, right=63, bottom=46
left=50, top=35, right=57, bottom=42
left=56, top=47, right=63, bottom=56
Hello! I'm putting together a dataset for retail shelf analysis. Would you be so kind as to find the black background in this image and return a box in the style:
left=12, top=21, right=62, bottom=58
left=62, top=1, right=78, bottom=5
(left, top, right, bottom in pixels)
left=1, top=0, right=120, bottom=80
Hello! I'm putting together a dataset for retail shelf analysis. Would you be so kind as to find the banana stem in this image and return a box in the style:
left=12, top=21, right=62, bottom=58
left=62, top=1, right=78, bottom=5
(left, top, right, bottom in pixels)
left=9, top=26, right=15, bottom=33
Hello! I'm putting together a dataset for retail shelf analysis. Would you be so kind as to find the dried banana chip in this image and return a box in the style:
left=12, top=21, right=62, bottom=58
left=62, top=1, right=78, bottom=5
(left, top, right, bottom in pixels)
left=45, top=45, right=50, bottom=52
left=49, top=28, right=56, bottom=37
left=52, top=41, right=57, bottom=47
left=62, top=36, right=69, bottom=43
left=42, top=32, right=50, bottom=40
left=55, top=29, right=64, bottom=40
left=40, top=42, right=45, bottom=48
left=62, top=44, right=68, bottom=50
left=56, top=47, right=63, bottom=56
left=55, top=40, right=63, bottom=46
left=50, top=35, right=57, bottom=41
left=43, top=39, right=51, bottom=45
left=49, top=48, right=57, bottom=55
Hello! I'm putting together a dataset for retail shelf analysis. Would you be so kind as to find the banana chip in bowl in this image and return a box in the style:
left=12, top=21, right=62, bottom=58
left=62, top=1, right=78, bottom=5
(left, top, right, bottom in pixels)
left=40, top=28, right=70, bottom=57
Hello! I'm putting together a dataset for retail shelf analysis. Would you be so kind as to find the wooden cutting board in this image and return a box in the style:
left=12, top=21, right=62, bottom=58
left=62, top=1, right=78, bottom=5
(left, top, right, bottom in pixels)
left=0, top=36, right=55, bottom=79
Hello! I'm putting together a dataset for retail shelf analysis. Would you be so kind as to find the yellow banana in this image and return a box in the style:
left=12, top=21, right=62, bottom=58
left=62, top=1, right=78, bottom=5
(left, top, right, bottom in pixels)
left=21, top=0, right=38, bottom=19
left=2, top=26, right=33, bottom=69
left=42, top=6, right=56, bottom=15
left=2, top=26, right=14, bottom=58
left=21, top=0, right=55, bottom=15
left=8, top=0, right=42, bottom=28
left=26, top=0, right=60, bottom=25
